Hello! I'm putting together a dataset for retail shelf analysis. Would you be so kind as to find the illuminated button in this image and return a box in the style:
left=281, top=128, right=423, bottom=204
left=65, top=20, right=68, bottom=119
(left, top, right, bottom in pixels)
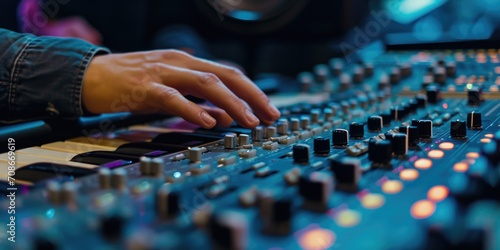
left=335, top=210, right=361, bottom=228
left=400, top=169, right=419, bottom=181
left=361, top=194, right=385, bottom=209
left=438, top=142, right=454, bottom=150
left=299, top=228, right=336, bottom=250
left=485, top=134, right=494, bottom=139
left=427, top=185, right=449, bottom=202
left=466, top=152, right=479, bottom=159
left=414, top=158, right=433, bottom=169
left=410, top=200, right=436, bottom=219
left=480, top=138, right=491, bottom=144
left=428, top=150, right=444, bottom=159
left=382, top=180, right=403, bottom=194
left=453, top=162, right=469, bottom=172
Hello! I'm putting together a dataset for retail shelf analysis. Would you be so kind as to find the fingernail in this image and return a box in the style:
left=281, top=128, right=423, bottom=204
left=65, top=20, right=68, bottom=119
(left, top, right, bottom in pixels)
left=245, top=109, right=259, bottom=124
left=268, top=103, right=281, bottom=118
left=201, top=112, right=216, bottom=127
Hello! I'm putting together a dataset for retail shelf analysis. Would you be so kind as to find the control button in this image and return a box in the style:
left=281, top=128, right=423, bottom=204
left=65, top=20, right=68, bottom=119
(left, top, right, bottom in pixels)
left=399, top=125, right=419, bottom=146
left=367, top=116, right=383, bottom=132
left=300, top=116, right=311, bottom=130
left=323, top=108, right=333, bottom=121
left=224, top=134, right=237, bottom=149
left=368, top=139, right=392, bottom=166
left=139, top=156, right=152, bottom=176
left=209, top=211, right=248, bottom=250
left=293, top=144, right=310, bottom=163
left=391, top=133, right=408, bottom=155
left=380, top=112, right=392, bottom=126
left=239, top=134, right=249, bottom=146
left=299, top=172, right=334, bottom=212
left=332, top=129, right=349, bottom=147
left=330, top=157, right=361, bottom=192
left=418, top=120, right=433, bottom=138
left=450, top=120, right=467, bottom=138
left=157, top=184, right=180, bottom=219
left=313, top=137, right=330, bottom=154
left=310, top=109, right=320, bottom=123
left=466, top=112, right=482, bottom=129
left=277, top=122, right=288, bottom=135
left=426, top=85, right=441, bottom=104
left=258, top=190, right=293, bottom=235
left=290, top=118, right=300, bottom=131
left=349, top=122, right=364, bottom=138
left=111, top=168, right=127, bottom=190
left=252, top=126, right=264, bottom=141
left=188, top=147, right=204, bottom=163
left=467, top=87, right=482, bottom=106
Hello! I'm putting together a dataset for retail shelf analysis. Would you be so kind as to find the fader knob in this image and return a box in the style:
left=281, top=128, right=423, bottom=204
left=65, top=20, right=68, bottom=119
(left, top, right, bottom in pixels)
left=467, top=88, right=482, bottom=106
left=298, top=172, right=334, bottom=212
left=349, top=122, right=364, bottom=138
left=368, top=140, right=392, bottom=166
left=467, top=112, right=482, bottom=129
left=417, top=120, right=433, bottom=138
left=332, top=129, right=349, bottom=147
left=209, top=211, right=248, bottom=250
left=391, top=133, right=408, bottom=155
left=157, top=184, right=180, bottom=219
left=330, top=157, right=361, bottom=191
left=367, top=116, right=383, bottom=132
left=399, top=125, right=419, bottom=146
left=313, top=137, right=330, bottom=154
left=426, top=86, right=441, bottom=104
left=293, top=144, right=310, bottom=163
left=450, top=120, right=466, bottom=138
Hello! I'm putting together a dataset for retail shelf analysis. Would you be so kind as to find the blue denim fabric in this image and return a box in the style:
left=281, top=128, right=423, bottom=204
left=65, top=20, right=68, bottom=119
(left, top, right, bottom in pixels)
left=0, top=28, right=110, bottom=122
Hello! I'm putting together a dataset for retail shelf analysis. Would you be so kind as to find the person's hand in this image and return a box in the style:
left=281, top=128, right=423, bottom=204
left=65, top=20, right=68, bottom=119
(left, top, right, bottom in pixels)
left=82, top=50, right=281, bottom=129
left=40, top=16, right=102, bottom=45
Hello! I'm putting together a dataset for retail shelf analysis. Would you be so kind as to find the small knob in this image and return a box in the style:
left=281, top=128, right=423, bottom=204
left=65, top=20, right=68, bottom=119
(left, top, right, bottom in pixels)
left=416, top=94, right=427, bottom=108
left=209, top=211, right=248, bottom=250
left=313, top=64, right=329, bottom=83
left=277, top=122, right=288, bottom=136
left=391, top=106, right=405, bottom=121
left=332, top=129, right=349, bottom=147
left=349, top=122, right=364, bottom=138
left=139, top=156, right=152, bottom=175
left=368, top=139, right=392, bottom=166
left=188, top=147, right=203, bottom=163
left=252, top=126, right=264, bottom=141
left=390, top=67, right=401, bottom=84
left=330, top=157, right=361, bottom=192
left=364, top=63, right=374, bottom=77
left=450, top=120, right=467, bottom=138
left=391, top=133, right=408, bottom=155
left=290, top=118, right=300, bottom=131
left=367, top=116, right=383, bottom=132
left=298, top=172, right=334, bottom=212
left=111, top=168, right=127, bottom=190
left=446, top=62, right=456, bottom=77
left=310, top=109, right=320, bottom=123
left=224, top=134, right=237, bottom=149
left=399, top=125, right=419, bottom=146
left=353, top=66, right=364, bottom=83
left=330, top=58, right=343, bottom=76
left=100, top=213, right=127, bottom=242
left=313, top=137, right=330, bottom=154
left=150, top=158, right=164, bottom=177
left=401, top=63, right=412, bottom=77
left=300, top=116, right=310, bottom=130
left=293, top=144, right=310, bottom=163
left=298, top=72, right=313, bottom=92
left=417, top=120, right=433, bottom=138
left=239, top=134, right=250, bottom=145
left=434, top=66, right=446, bottom=84
left=258, top=190, right=293, bottom=235
left=99, top=168, right=111, bottom=189
left=467, top=112, right=482, bottom=129
left=467, top=87, right=482, bottom=106
left=157, top=184, right=180, bottom=219
left=380, top=112, right=392, bottom=126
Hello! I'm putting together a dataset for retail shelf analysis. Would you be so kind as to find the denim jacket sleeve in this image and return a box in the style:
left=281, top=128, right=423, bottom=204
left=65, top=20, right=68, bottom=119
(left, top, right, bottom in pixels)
left=0, top=28, right=110, bottom=122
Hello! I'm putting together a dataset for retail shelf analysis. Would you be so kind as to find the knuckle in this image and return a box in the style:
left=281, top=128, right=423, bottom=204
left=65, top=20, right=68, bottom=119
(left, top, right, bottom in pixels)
left=198, top=73, right=221, bottom=87
left=161, top=49, right=188, bottom=61
left=225, top=66, right=244, bottom=78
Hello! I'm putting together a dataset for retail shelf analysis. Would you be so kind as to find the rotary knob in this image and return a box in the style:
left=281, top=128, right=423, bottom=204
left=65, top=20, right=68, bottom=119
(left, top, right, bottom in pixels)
left=298, top=172, right=334, bottom=212
left=330, top=157, right=361, bottom=192
left=349, top=122, right=364, bottom=138
left=399, top=125, right=419, bottom=146
left=368, top=139, right=393, bottom=166
left=293, top=144, right=310, bottom=163
left=417, top=120, right=433, bottom=138
left=313, top=137, right=331, bottom=155
left=391, top=133, right=408, bottom=155
left=367, top=116, right=383, bottom=132
left=426, top=85, right=441, bottom=104
left=332, top=129, right=349, bottom=147
left=157, top=184, right=180, bottom=219
left=467, top=87, right=482, bottom=106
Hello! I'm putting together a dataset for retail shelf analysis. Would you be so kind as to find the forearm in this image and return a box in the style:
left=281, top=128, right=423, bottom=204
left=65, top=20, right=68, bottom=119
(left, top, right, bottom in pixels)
left=0, top=28, right=110, bottom=122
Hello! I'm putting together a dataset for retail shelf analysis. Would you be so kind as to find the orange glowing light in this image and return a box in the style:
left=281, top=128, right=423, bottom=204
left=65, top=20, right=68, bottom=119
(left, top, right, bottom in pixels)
left=439, top=142, right=454, bottom=150
left=427, top=186, right=449, bottom=202
left=453, top=162, right=469, bottom=172
left=411, top=200, right=436, bottom=219
left=382, top=180, right=403, bottom=194
left=414, top=158, right=433, bottom=169
left=335, top=210, right=361, bottom=227
left=485, top=134, right=494, bottom=139
left=428, top=150, right=444, bottom=159
left=299, top=228, right=336, bottom=250
left=480, top=138, right=491, bottom=144
left=495, top=66, right=500, bottom=74
left=361, top=194, right=385, bottom=209
left=466, top=152, right=479, bottom=159
left=400, top=169, right=419, bottom=181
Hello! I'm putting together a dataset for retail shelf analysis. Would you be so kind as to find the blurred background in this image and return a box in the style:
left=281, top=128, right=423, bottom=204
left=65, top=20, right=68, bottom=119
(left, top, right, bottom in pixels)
left=2, top=0, right=500, bottom=78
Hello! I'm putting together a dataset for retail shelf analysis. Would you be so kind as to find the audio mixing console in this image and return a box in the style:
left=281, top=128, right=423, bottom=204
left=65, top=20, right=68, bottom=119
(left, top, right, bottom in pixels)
left=1, top=49, right=500, bottom=250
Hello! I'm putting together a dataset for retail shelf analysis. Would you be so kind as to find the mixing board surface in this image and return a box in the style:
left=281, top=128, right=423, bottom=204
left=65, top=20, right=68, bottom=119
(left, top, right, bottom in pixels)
left=1, top=49, right=500, bottom=250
